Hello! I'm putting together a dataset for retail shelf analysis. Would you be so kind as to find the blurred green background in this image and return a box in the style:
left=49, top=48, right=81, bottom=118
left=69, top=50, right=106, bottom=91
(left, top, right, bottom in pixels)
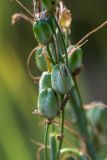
left=0, top=0, right=107, bottom=160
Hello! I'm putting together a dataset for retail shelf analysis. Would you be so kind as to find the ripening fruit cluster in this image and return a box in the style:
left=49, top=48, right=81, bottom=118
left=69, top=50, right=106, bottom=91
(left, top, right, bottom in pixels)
left=13, top=0, right=96, bottom=159
left=33, top=0, right=83, bottom=119
left=35, top=46, right=83, bottom=119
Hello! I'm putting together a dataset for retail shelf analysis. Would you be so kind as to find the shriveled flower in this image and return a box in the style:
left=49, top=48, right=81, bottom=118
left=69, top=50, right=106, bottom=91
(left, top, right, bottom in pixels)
left=11, top=13, right=21, bottom=25
left=11, top=13, right=33, bottom=25
left=60, top=8, right=72, bottom=28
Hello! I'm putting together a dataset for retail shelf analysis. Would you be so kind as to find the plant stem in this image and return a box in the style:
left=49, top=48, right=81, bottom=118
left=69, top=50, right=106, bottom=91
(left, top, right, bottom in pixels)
left=49, top=127, right=57, bottom=160
left=51, top=14, right=98, bottom=158
left=44, top=123, right=49, bottom=160
left=52, top=15, right=68, bottom=67
left=57, top=108, right=65, bottom=160
left=53, top=31, right=64, bottom=64
left=49, top=16, right=64, bottom=64
left=47, top=45, right=55, bottom=65
left=51, top=36, right=60, bottom=64
left=69, top=77, right=98, bottom=160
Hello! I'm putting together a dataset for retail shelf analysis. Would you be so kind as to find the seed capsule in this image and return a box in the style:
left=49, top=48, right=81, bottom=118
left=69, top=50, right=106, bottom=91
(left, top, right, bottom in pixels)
left=38, top=88, right=59, bottom=118
left=42, top=0, right=59, bottom=11
left=39, top=71, right=52, bottom=92
left=51, top=64, right=74, bottom=94
left=68, top=47, right=83, bottom=73
left=35, top=47, right=47, bottom=71
left=33, top=19, right=52, bottom=45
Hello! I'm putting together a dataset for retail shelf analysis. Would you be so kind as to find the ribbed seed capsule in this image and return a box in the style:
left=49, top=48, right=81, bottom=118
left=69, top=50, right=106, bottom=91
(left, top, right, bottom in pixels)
left=68, top=47, right=83, bottom=73
left=39, top=71, right=52, bottom=92
left=38, top=88, right=59, bottom=118
left=35, top=47, right=47, bottom=71
left=33, top=19, right=52, bottom=45
left=42, top=0, right=59, bottom=11
left=51, top=64, right=74, bottom=94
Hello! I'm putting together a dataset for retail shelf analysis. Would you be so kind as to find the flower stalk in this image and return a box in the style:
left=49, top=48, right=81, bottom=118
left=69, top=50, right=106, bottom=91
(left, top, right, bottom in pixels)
left=12, top=0, right=107, bottom=160
left=69, top=78, right=98, bottom=160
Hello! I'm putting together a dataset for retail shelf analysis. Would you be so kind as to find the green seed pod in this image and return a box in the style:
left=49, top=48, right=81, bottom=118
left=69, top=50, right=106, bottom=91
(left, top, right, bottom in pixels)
left=39, top=71, right=52, bottom=92
left=33, top=19, right=52, bottom=45
left=42, top=0, right=59, bottom=11
left=68, top=47, right=83, bottom=73
left=51, top=64, right=74, bottom=94
left=35, top=47, right=47, bottom=71
left=38, top=88, right=59, bottom=118
left=49, top=132, right=57, bottom=160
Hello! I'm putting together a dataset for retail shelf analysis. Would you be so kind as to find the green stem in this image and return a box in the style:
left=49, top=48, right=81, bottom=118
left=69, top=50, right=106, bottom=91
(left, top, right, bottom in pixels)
left=52, top=15, right=68, bottom=67
left=64, top=31, right=68, bottom=48
left=51, top=37, right=59, bottom=64
left=57, top=109, right=65, bottom=160
left=69, top=77, right=98, bottom=160
left=51, top=15, right=97, bottom=158
left=49, top=16, right=64, bottom=64
left=49, top=126, right=57, bottom=160
left=53, top=27, right=64, bottom=64
left=44, top=123, right=49, bottom=160
left=47, top=45, right=55, bottom=65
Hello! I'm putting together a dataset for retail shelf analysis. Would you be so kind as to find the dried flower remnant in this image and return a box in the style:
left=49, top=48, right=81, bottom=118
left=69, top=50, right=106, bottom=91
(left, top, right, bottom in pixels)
left=11, top=13, right=21, bottom=25
left=11, top=12, right=33, bottom=25
left=60, top=9, right=72, bottom=29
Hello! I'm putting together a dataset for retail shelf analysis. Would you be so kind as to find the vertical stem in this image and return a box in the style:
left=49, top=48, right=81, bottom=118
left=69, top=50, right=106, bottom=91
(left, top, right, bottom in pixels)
left=51, top=37, right=59, bottom=64
left=52, top=15, right=68, bottom=67
left=70, top=77, right=98, bottom=160
left=51, top=14, right=97, bottom=158
left=53, top=33, right=64, bottom=64
left=57, top=109, right=65, bottom=159
left=64, top=31, right=68, bottom=48
left=44, top=123, right=49, bottom=160
left=49, top=16, right=64, bottom=64
left=33, top=0, right=36, bottom=19
left=49, top=125, right=57, bottom=160
left=47, top=45, right=55, bottom=65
